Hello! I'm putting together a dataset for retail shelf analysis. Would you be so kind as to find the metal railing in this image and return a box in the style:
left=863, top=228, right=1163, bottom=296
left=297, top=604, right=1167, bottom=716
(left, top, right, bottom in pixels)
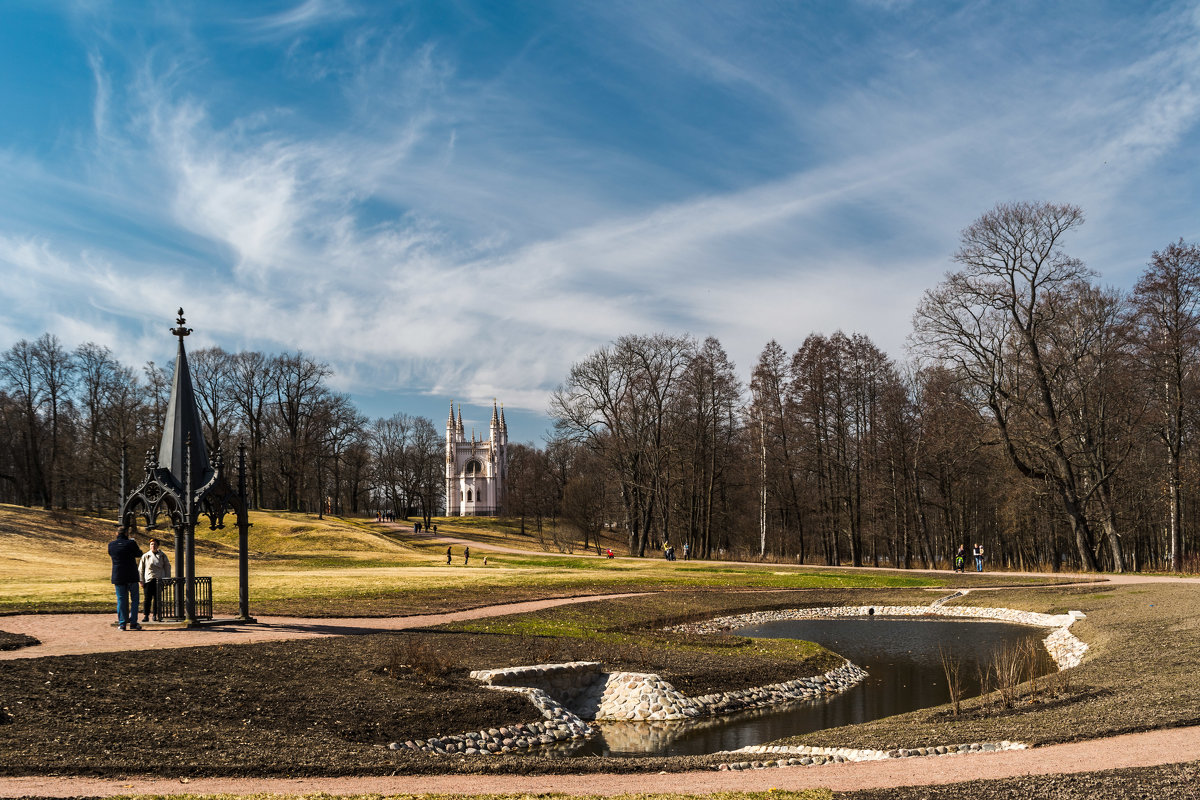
left=157, top=577, right=213, bottom=621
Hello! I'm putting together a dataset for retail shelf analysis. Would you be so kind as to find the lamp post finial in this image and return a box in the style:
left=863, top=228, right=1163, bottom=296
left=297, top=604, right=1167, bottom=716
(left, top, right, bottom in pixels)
left=171, top=308, right=192, bottom=339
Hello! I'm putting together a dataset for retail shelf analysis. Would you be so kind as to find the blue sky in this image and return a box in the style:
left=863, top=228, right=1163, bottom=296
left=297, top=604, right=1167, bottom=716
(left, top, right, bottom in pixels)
left=2, top=1, right=1199, bottom=443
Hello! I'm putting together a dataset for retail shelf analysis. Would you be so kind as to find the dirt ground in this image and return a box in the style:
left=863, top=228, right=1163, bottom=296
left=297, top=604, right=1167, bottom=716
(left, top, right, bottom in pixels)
left=5, top=581, right=1200, bottom=797
left=0, top=590, right=857, bottom=778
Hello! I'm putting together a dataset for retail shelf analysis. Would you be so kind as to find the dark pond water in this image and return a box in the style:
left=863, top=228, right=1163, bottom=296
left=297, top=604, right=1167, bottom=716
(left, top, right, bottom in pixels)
left=566, top=617, right=1053, bottom=757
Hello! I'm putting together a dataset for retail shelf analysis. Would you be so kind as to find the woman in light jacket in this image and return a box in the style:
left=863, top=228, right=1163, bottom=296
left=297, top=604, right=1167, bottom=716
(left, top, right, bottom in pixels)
left=138, top=538, right=171, bottom=622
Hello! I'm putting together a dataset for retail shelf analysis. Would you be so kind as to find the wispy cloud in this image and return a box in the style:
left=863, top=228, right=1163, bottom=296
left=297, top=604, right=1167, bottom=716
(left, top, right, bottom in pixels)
left=2, top=2, right=1200, bottom=436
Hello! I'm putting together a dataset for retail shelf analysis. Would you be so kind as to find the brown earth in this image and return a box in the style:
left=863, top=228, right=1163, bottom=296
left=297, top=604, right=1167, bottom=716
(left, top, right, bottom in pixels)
left=4, top=576, right=1200, bottom=796
left=0, top=590, right=858, bottom=779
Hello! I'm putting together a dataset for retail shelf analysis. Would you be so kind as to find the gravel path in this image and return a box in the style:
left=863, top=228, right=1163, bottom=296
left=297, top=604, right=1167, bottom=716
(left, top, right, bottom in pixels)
left=0, top=725, right=1198, bottom=797
left=0, top=592, right=652, bottom=660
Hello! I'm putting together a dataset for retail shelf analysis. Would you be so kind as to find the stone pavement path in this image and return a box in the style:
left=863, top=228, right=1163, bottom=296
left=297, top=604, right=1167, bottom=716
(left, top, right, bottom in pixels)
left=1, top=724, right=1198, bottom=797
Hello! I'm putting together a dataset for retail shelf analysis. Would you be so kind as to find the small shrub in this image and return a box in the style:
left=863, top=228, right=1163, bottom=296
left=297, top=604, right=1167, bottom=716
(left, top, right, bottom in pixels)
left=383, top=635, right=452, bottom=684
left=975, top=660, right=994, bottom=713
left=992, top=640, right=1036, bottom=708
left=940, top=645, right=963, bottom=716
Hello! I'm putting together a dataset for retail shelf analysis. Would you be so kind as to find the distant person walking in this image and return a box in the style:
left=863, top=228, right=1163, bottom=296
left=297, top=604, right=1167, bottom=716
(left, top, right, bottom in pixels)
left=973, top=543, right=984, bottom=572
left=108, top=527, right=143, bottom=631
left=446, top=546, right=452, bottom=565
left=954, top=544, right=965, bottom=573
left=138, top=537, right=171, bottom=622
left=464, top=546, right=470, bottom=565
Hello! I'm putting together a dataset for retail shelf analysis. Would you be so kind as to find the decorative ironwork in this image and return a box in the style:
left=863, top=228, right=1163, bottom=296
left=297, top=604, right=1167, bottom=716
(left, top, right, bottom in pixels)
left=158, top=577, right=213, bottom=621
left=117, top=308, right=255, bottom=626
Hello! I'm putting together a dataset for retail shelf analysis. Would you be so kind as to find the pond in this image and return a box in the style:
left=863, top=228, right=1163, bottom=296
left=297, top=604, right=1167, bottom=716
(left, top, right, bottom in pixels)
left=566, top=617, right=1054, bottom=757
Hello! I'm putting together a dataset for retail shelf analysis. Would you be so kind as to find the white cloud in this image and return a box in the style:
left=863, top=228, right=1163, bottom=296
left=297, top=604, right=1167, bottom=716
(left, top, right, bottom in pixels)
left=4, top=1, right=1200, bottom=433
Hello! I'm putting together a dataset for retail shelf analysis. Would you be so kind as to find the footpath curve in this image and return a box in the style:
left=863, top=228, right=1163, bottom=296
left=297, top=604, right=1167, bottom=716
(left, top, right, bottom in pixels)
left=0, top=592, right=652, bottom=661
left=1, top=725, right=1199, bottom=797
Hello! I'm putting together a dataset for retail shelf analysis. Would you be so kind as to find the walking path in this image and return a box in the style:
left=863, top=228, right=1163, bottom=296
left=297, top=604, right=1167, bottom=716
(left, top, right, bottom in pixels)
left=1, top=725, right=1198, bottom=797
left=0, top=592, right=651, bottom=661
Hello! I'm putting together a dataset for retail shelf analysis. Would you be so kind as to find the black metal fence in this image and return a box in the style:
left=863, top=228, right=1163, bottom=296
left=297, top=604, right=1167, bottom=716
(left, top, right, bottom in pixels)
left=157, top=577, right=213, bottom=621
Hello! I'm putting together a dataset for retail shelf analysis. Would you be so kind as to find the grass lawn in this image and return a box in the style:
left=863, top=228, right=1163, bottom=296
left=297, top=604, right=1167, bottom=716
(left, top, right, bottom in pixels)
left=0, top=504, right=1052, bottom=617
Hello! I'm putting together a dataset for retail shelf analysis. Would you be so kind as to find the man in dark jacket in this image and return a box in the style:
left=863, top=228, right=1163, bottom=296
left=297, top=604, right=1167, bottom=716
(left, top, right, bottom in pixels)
left=109, top=526, right=143, bottom=631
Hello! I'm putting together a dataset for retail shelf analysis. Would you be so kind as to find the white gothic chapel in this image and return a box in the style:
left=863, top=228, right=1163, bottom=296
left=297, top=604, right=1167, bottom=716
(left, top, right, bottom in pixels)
left=444, top=401, right=507, bottom=516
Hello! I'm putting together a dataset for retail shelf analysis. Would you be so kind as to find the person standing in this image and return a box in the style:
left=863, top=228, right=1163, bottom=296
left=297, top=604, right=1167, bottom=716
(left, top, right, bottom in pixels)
left=108, top=527, right=143, bottom=631
left=139, top=538, right=171, bottom=622
left=973, top=543, right=985, bottom=573
left=446, top=545, right=452, bottom=565
left=464, top=546, right=470, bottom=565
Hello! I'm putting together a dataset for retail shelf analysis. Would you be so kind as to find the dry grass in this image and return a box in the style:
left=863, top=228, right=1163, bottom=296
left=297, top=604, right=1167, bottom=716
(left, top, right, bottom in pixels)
left=0, top=503, right=1075, bottom=618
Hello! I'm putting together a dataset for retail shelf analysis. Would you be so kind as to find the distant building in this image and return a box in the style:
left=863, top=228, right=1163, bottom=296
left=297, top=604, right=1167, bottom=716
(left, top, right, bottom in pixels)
left=445, top=400, right=507, bottom=516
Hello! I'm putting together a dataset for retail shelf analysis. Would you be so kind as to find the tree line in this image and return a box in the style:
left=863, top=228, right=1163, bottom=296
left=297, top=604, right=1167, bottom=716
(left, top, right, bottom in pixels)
left=0, top=344, right=443, bottom=526
left=547, top=203, right=1200, bottom=572
left=4, top=201, right=1198, bottom=572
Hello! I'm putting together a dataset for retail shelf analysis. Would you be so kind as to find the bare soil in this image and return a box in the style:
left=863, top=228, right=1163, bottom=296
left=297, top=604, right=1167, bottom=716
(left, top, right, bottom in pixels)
left=0, top=589, right=869, bottom=778
left=0, top=631, right=37, bottom=651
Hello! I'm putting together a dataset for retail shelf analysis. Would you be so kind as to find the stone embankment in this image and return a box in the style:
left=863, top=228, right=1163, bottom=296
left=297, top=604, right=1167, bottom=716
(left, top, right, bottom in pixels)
left=389, top=600, right=1088, bottom=757
left=389, top=658, right=867, bottom=755
left=716, top=741, right=1027, bottom=771
left=670, top=604, right=1089, bottom=670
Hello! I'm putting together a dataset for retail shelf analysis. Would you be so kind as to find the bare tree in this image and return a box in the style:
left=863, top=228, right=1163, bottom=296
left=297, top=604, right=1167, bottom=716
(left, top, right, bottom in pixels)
left=0, top=339, right=49, bottom=507
left=190, top=347, right=235, bottom=455
left=562, top=468, right=608, bottom=555
left=1132, top=240, right=1200, bottom=572
left=370, top=413, right=412, bottom=516
left=410, top=416, right=444, bottom=531
left=75, top=342, right=122, bottom=512
left=228, top=351, right=275, bottom=508
left=272, top=352, right=331, bottom=511
left=32, top=334, right=76, bottom=509
left=551, top=333, right=694, bottom=556
left=142, top=360, right=171, bottom=434
left=913, top=201, right=1104, bottom=570
left=677, top=337, right=742, bottom=560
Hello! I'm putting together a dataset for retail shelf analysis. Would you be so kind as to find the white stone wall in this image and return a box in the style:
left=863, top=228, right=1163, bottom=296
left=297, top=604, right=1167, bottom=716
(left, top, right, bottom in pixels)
left=470, top=658, right=867, bottom=722
left=669, top=604, right=1089, bottom=670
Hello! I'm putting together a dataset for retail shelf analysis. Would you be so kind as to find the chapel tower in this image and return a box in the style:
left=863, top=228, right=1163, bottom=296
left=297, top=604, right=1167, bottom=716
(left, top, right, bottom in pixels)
left=445, top=400, right=507, bottom=516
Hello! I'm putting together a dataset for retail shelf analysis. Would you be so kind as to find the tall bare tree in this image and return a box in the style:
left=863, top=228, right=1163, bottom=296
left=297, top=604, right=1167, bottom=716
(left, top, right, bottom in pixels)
left=271, top=352, right=331, bottom=511
left=913, top=201, right=1104, bottom=570
left=228, top=351, right=275, bottom=508
left=0, top=339, right=49, bottom=507
left=1132, top=240, right=1200, bottom=572
left=551, top=333, right=693, bottom=556
left=190, top=347, right=235, bottom=455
